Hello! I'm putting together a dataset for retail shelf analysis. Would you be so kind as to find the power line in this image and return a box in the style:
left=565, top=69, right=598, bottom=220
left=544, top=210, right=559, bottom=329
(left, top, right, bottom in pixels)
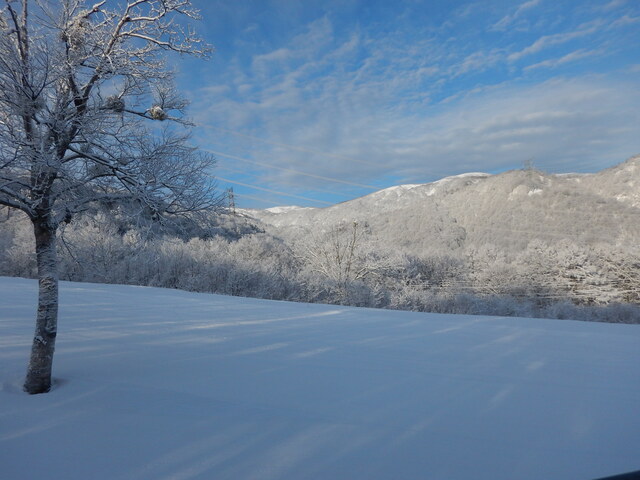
left=215, top=164, right=352, bottom=199
left=214, top=175, right=333, bottom=206
left=205, top=148, right=378, bottom=191
left=201, top=124, right=378, bottom=167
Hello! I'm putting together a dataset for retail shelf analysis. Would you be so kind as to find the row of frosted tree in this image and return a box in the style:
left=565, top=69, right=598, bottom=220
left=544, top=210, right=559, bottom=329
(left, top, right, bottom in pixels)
left=2, top=209, right=638, bottom=324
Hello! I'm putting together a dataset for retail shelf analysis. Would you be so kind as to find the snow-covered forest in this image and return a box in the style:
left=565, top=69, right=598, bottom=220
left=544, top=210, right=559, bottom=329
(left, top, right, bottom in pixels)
left=2, top=156, right=639, bottom=323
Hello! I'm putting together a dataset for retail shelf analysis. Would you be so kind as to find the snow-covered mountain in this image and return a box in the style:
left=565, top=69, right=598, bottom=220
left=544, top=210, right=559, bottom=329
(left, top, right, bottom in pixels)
left=578, top=155, right=640, bottom=209
left=248, top=156, right=640, bottom=254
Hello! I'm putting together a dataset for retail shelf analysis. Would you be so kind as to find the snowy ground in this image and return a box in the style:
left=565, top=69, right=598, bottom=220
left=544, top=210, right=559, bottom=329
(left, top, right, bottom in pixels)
left=1, top=277, right=639, bottom=480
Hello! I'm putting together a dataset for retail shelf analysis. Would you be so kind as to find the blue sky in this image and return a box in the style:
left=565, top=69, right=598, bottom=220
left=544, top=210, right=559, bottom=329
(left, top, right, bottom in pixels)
left=174, top=0, right=640, bottom=208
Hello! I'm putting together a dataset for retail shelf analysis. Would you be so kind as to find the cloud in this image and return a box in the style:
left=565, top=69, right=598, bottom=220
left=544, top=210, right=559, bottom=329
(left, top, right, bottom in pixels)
left=523, top=48, right=602, bottom=71
left=387, top=78, right=640, bottom=177
left=508, top=22, right=601, bottom=62
left=451, top=49, right=504, bottom=77
left=253, top=48, right=294, bottom=66
left=491, top=0, right=542, bottom=31
left=610, top=14, right=640, bottom=27
left=602, top=0, right=628, bottom=11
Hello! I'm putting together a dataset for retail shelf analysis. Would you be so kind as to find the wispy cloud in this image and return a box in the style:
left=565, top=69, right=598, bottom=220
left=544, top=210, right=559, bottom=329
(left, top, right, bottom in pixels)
left=450, top=49, right=505, bottom=77
left=508, top=22, right=601, bottom=62
left=602, top=0, right=628, bottom=11
left=387, top=78, right=639, bottom=175
left=491, top=0, right=542, bottom=31
left=610, top=14, right=640, bottom=27
left=523, top=48, right=602, bottom=71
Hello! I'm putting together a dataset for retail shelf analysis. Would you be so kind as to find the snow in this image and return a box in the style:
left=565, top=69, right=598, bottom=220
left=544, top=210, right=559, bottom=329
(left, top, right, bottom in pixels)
left=373, top=184, right=424, bottom=196
left=369, top=173, right=491, bottom=200
left=423, top=172, right=491, bottom=195
left=1, top=277, right=639, bottom=480
left=265, top=206, right=313, bottom=214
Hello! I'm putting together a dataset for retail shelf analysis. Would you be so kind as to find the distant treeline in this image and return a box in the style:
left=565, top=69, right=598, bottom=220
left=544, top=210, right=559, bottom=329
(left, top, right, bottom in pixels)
left=2, top=207, right=638, bottom=323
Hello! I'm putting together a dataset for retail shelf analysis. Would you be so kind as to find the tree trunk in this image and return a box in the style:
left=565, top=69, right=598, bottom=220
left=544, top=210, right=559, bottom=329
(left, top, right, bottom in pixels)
left=24, top=218, right=59, bottom=394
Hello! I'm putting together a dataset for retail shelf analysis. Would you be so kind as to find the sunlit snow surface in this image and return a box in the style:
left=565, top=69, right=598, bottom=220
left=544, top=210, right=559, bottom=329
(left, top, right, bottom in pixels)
left=1, top=277, right=639, bottom=480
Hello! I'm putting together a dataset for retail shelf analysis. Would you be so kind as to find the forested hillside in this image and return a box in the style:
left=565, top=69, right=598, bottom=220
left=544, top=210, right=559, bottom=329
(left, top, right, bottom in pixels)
left=2, top=157, right=639, bottom=322
left=250, top=156, right=639, bottom=252
left=249, top=156, right=640, bottom=308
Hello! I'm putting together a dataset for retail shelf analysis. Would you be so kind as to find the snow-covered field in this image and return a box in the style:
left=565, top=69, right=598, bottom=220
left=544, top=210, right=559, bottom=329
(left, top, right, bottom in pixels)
left=1, top=277, right=639, bottom=480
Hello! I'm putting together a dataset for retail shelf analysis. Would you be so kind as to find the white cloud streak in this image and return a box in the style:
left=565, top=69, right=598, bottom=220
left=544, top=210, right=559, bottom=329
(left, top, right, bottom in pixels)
left=602, top=0, right=628, bottom=11
left=491, top=0, right=542, bottom=31
left=523, top=48, right=602, bottom=71
left=508, top=22, right=601, bottom=62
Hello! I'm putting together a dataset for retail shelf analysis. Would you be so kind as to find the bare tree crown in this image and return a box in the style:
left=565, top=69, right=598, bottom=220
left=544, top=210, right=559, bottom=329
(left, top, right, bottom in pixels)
left=0, top=0, right=215, bottom=226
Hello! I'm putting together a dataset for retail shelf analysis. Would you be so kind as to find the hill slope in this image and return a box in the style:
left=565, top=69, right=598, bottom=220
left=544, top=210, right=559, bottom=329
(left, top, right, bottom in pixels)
left=249, top=156, right=640, bottom=254
left=2, top=278, right=639, bottom=480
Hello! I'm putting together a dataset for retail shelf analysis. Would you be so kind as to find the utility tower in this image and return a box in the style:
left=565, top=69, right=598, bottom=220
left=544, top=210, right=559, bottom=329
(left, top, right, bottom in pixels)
left=227, top=188, right=237, bottom=216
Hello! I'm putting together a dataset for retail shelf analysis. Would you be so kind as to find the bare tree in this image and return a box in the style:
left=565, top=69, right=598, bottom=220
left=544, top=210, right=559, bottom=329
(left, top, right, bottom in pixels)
left=295, top=221, right=393, bottom=302
left=0, top=0, right=216, bottom=394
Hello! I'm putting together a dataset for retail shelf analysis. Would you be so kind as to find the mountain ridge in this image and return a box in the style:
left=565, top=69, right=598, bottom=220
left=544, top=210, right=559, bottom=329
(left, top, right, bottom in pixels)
left=246, top=155, right=640, bottom=254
